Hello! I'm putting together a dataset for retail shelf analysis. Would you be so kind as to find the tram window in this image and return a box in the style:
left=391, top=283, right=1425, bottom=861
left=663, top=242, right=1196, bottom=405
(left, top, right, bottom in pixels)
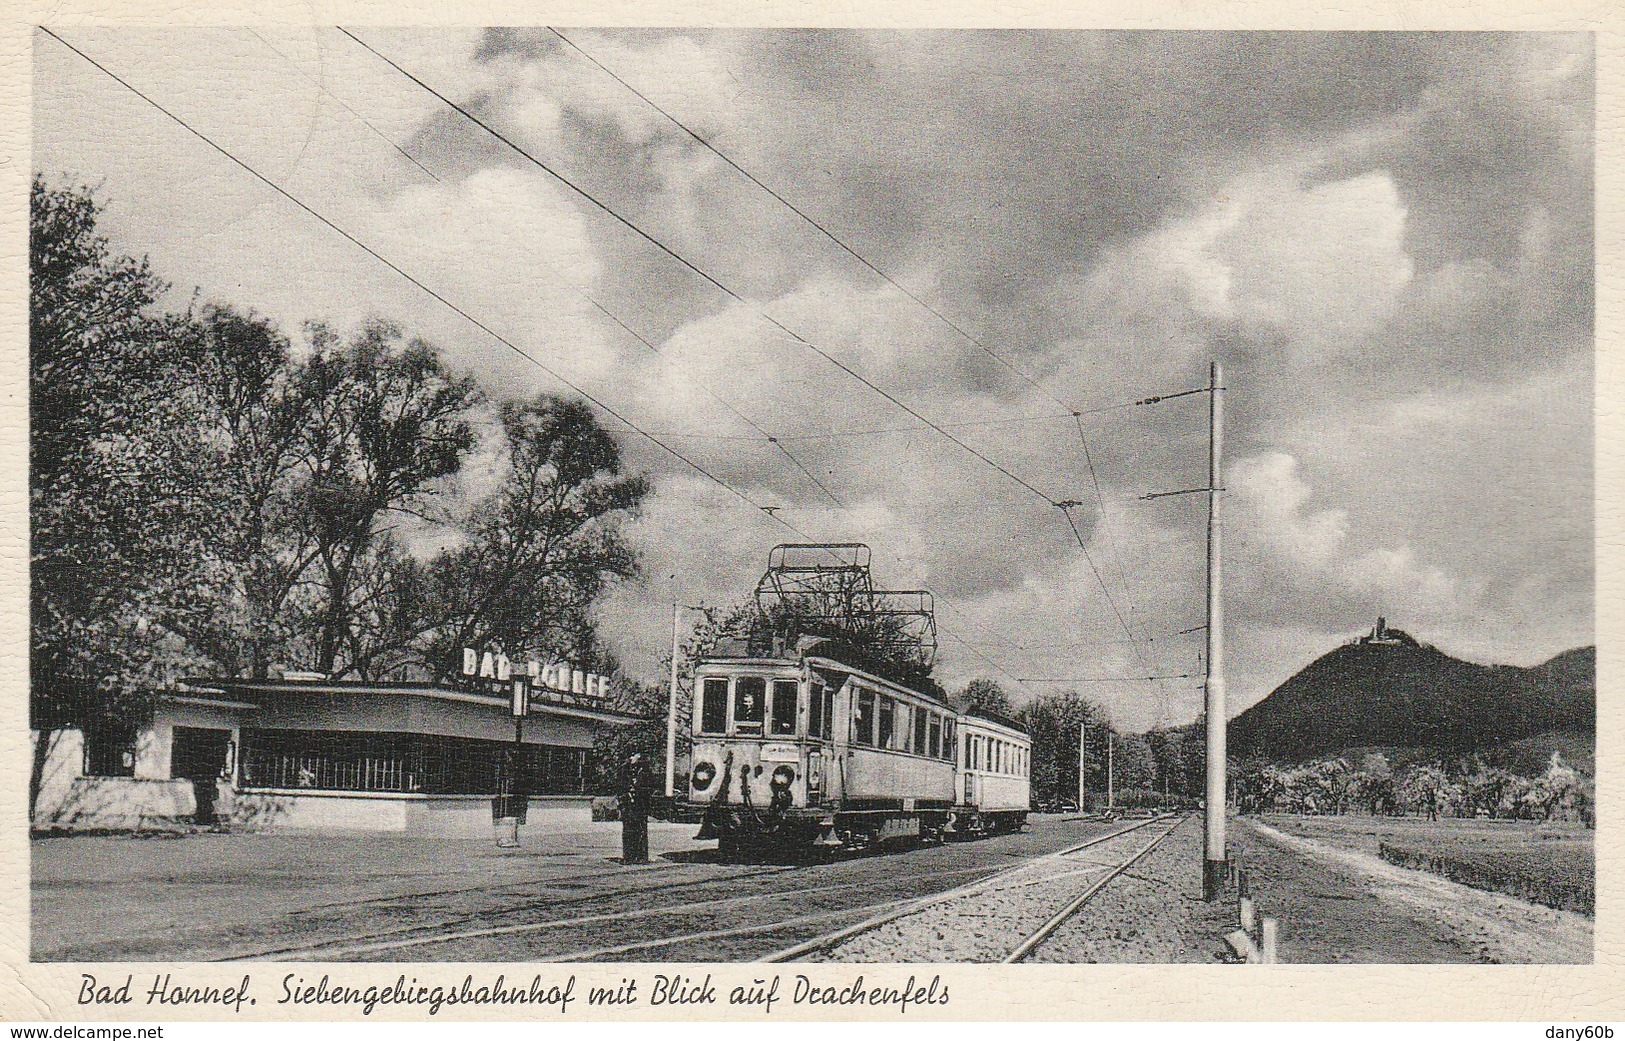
left=897, top=703, right=912, bottom=752
left=700, top=678, right=728, bottom=734
left=878, top=697, right=895, bottom=749
left=821, top=686, right=835, bottom=740
left=734, top=677, right=766, bottom=734
left=854, top=689, right=876, bottom=747
left=972, top=735, right=981, bottom=770
left=914, top=707, right=928, bottom=754
left=944, top=719, right=956, bottom=761
left=771, top=680, right=799, bottom=736
left=929, top=714, right=942, bottom=759
left=808, top=682, right=825, bottom=739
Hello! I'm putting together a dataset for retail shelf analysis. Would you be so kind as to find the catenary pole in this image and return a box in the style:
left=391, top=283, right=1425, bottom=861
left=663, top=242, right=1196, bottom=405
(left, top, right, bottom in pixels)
left=1077, top=722, right=1087, bottom=809
left=1203, top=359, right=1227, bottom=900
left=666, top=597, right=681, bottom=798
left=1107, top=728, right=1114, bottom=813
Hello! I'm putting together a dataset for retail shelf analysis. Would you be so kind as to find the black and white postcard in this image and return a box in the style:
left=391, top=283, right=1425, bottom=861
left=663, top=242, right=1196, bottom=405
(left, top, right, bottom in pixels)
left=3, top=0, right=1617, bottom=1025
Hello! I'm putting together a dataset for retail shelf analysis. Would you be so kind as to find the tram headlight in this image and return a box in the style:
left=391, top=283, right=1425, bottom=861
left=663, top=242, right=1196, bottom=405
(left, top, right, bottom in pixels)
left=692, top=761, right=717, bottom=791
left=771, top=765, right=796, bottom=789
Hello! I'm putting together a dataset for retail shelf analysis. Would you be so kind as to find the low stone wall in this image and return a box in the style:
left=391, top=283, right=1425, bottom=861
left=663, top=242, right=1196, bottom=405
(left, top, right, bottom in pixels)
left=231, top=789, right=596, bottom=836
left=38, top=776, right=197, bottom=831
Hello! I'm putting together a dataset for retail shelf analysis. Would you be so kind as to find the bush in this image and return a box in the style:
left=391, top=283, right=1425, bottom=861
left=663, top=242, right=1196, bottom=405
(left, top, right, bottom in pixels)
left=1378, top=839, right=1593, bottom=915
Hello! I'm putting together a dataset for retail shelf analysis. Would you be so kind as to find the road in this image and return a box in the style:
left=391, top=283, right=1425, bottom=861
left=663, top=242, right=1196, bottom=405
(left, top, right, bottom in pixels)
left=34, top=815, right=1127, bottom=962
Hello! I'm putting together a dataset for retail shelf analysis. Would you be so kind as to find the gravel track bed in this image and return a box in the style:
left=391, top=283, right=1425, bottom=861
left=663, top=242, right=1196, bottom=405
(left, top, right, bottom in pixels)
left=809, top=818, right=1182, bottom=962
left=1026, top=816, right=1237, bottom=963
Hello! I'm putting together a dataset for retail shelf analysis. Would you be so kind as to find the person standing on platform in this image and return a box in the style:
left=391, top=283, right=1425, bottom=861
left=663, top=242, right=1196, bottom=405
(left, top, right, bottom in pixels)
left=620, top=752, right=653, bottom=865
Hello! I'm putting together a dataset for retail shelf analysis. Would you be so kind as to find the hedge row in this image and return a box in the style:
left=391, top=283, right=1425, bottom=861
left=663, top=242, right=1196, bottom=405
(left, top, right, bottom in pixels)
left=1378, top=840, right=1594, bottom=915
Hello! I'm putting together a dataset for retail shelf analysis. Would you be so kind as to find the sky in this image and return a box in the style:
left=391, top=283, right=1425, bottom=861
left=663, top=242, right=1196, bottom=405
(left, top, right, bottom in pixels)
left=32, top=28, right=1594, bottom=730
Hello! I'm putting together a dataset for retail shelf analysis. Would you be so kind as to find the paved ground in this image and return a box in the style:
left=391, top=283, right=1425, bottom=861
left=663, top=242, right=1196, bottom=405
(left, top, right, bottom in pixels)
left=32, top=815, right=1121, bottom=962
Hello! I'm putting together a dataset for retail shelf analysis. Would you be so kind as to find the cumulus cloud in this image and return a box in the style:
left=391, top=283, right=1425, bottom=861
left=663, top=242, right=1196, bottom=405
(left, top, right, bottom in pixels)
left=33, top=28, right=1594, bottom=727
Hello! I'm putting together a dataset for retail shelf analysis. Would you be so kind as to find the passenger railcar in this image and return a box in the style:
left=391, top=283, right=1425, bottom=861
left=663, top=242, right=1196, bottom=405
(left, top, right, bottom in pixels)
left=685, top=635, right=1028, bottom=852
left=951, top=711, right=1031, bottom=836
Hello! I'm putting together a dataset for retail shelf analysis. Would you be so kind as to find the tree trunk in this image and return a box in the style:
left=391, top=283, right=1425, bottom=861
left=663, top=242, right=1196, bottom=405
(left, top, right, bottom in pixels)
left=30, top=727, right=57, bottom=826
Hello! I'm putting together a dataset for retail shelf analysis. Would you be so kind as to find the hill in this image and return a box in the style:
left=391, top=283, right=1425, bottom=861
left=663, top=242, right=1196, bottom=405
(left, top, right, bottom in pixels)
left=1229, top=632, right=1593, bottom=765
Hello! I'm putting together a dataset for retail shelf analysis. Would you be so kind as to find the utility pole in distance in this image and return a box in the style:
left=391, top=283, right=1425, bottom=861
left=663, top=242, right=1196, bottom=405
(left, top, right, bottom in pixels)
left=666, top=596, right=682, bottom=798
left=1137, top=359, right=1226, bottom=900
left=1107, top=727, right=1115, bottom=814
left=1202, top=360, right=1226, bottom=901
left=1077, top=721, right=1087, bottom=810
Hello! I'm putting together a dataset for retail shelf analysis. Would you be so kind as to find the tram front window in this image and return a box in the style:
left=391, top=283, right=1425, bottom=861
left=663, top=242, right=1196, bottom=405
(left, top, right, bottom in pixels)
left=771, top=680, right=798, bottom=736
left=734, top=677, right=766, bottom=735
left=700, top=678, right=728, bottom=735
left=808, top=682, right=825, bottom=738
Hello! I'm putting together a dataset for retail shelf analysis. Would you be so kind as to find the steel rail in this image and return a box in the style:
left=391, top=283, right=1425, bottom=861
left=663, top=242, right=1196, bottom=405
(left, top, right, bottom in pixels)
left=1003, top=816, right=1186, bottom=963
left=757, top=814, right=1176, bottom=963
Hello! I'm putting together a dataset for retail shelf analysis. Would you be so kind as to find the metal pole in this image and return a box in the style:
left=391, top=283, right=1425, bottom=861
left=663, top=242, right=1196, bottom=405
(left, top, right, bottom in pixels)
left=1078, top=722, right=1087, bottom=809
left=1107, top=729, right=1114, bottom=813
left=1203, top=359, right=1227, bottom=900
left=665, top=598, right=681, bottom=798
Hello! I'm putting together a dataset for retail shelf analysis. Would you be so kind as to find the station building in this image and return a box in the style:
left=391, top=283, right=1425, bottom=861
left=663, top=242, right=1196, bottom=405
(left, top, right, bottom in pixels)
left=31, top=668, right=643, bottom=836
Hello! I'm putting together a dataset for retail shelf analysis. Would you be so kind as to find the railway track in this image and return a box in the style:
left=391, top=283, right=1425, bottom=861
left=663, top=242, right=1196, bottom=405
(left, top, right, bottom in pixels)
left=210, top=817, right=1181, bottom=963
left=760, top=814, right=1183, bottom=963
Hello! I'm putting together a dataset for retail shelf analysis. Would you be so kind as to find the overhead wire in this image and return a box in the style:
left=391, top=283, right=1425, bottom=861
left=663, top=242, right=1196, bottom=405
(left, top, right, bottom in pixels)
left=339, top=28, right=1187, bottom=695
left=37, top=27, right=793, bottom=532
left=543, top=26, right=1184, bottom=705
left=50, top=26, right=1183, bottom=702
left=545, top=25, right=1071, bottom=411
left=239, top=28, right=441, bottom=183
left=338, top=27, right=1069, bottom=509
left=237, top=28, right=842, bottom=511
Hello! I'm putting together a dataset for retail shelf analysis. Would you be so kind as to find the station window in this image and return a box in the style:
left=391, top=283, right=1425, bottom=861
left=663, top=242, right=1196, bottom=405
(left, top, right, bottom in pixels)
left=83, top=724, right=137, bottom=778
left=771, top=680, right=799, bottom=736
left=734, top=677, right=766, bottom=735
left=878, top=696, right=895, bottom=749
left=854, top=689, right=876, bottom=747
left=700, top=678, right=729, bottom=735
left=808, top=681, right=824, bottom=740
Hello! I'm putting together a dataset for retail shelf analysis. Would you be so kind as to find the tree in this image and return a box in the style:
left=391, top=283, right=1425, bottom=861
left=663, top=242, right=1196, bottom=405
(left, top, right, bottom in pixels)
left=957, top=678, right=1012, bottom=718
left=1398, top=764, right=1454, bottom=820
left=1020, top=689, right=1106, bottom=804
left=1144, top=726, right=1189, bottom=797
left=591, top=678, right=679, bottom=795
left=172, top=304, right=308, bottom=679
left=30, top=177, right=215, bottom=811
left=286, top=320, right=480, bottom=677
left=406, top=394, right=647, bottom=681
left=1353, top=752, right=1396, bottom=816
left=1526, top=752, right=1581, bottom=821
left=1113, top=732, right=1158, bottom=793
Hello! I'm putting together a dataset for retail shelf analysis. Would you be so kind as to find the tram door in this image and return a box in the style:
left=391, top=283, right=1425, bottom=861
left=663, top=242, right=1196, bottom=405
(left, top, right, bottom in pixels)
left=172, top=727, right=232, bottom=825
